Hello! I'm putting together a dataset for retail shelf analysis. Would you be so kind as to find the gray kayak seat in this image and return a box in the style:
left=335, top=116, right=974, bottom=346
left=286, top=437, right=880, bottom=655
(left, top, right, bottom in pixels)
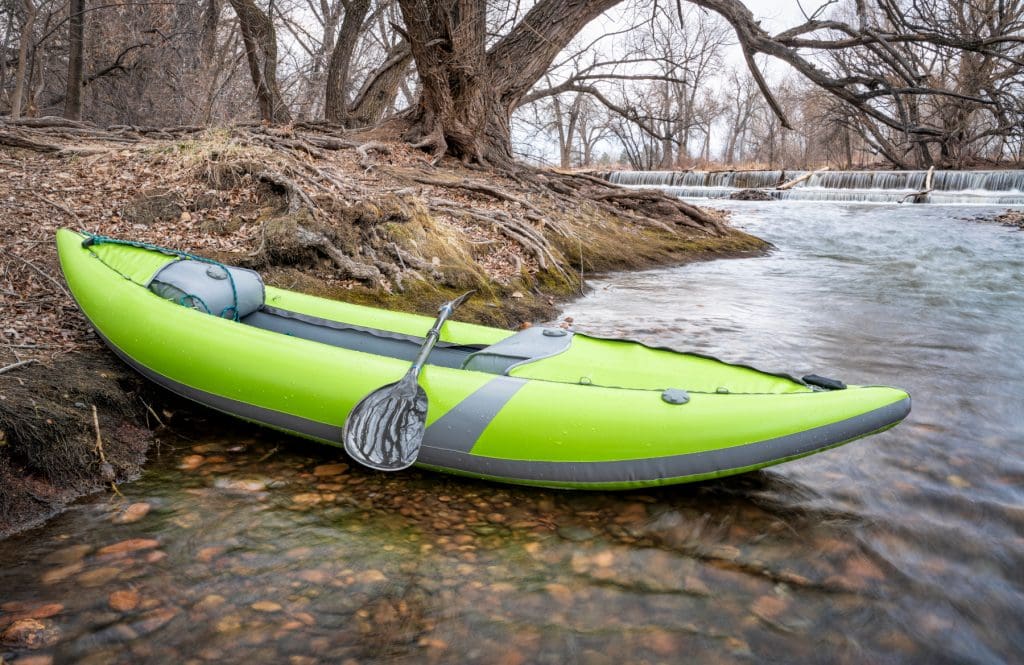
left=462, top=326, right=574, bottom=374
left=149, top=259, right=264, bottom=319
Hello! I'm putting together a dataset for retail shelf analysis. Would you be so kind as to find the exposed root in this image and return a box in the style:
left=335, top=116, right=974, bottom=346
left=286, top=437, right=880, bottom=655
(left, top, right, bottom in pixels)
left=537, top=171, right=727, bottom=236
left=255, top=170, right=320, bottom=214
left=409, top=174, right=546, bottom=218
left=292, top=224, right=384, bottom=286
left=409, top=124, right=448, bottom=165
left=430, top=200, right=565, bottom=277
left=357, top=141, right=391, bottom=171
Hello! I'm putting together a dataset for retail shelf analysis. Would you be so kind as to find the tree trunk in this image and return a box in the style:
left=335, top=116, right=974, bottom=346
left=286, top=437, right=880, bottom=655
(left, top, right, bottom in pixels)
left=324, top=0, right=371, bottom=124
left=64, top=0, right=84, bottom=120
left=228, top=0, right=291, bottom=123
left=347, top=41, right=412, bottom=127
left=10, top=0, right=38, bottom=120
left=397, top=0, right=619, bottom=166
left=201, top=0, right=222, bottom=62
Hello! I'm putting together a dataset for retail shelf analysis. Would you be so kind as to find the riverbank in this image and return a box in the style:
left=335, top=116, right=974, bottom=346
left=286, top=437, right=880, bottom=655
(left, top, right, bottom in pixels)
left=0, top=122, right=767, bottom=537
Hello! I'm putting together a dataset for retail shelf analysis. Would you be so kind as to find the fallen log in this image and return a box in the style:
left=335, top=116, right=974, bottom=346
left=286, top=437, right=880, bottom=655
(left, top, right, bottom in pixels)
left=777, top=166, right=829, bottom=191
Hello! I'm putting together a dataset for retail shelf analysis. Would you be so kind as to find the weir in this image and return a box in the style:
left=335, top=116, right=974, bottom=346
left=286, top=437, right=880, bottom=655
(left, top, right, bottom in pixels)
left=606, top=169, right=1024, bottom=204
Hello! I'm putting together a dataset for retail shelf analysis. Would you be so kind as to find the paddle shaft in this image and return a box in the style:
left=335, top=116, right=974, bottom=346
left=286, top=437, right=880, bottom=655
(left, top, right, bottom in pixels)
left=409, top=301, right=456, bottom=374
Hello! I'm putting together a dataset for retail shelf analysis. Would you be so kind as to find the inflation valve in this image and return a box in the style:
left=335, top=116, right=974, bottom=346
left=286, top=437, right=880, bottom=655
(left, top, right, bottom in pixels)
left=661, top=389, right=690, bottom=405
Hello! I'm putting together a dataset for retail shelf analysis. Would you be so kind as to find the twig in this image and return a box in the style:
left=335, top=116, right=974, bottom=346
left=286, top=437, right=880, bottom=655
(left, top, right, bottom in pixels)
left=92, top=404, right=108, bottom=465
left=30, top=191, right=81, bottom=221
left=0, top=248, right=71, bottom=296
left=139, top=397, right=166, bottom=429
left=257, top=446, right=279, bottom=462
left=92, top=404, right=121, bottom=495
left=0, top=359, right=36, bottom=375
left=139, top=396, right=194, bottom=442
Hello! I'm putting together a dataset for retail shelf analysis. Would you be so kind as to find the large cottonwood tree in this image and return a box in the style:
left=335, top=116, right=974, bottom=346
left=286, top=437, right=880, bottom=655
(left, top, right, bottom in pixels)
left=390, top=0, right=1024, bottom=167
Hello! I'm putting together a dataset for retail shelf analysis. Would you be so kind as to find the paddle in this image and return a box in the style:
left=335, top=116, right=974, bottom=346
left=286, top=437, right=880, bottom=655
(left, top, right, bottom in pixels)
left=343, top=290, right=475, bottom=471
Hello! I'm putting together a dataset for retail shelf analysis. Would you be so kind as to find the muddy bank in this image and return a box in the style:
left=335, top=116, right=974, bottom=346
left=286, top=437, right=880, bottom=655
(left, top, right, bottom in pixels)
left=0, top=354, right=151, bottom=537
left=0, top=123, right=768, bottom=537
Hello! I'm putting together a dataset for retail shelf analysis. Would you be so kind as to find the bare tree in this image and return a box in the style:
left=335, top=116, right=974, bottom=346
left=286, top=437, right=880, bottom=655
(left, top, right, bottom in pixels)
left=324, top=0, right=370, bottom=123
left=8, top=0, right=37, bottom=118
left=228, top=0, right=290, bottom=123
left=63, top=0, right=83, bottom=119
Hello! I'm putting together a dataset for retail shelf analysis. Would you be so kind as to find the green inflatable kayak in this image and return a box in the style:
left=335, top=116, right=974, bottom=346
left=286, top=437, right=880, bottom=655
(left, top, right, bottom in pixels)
left=57, top=229, right=910, bottom=489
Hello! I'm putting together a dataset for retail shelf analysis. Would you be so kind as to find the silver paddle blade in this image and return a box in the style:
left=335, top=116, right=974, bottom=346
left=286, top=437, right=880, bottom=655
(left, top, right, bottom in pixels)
left=342, top=370, right=428, bottom=471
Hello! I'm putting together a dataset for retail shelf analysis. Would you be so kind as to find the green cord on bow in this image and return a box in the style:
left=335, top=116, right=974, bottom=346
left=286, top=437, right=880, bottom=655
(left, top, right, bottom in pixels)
left=80, top=231, right=241, bottom=321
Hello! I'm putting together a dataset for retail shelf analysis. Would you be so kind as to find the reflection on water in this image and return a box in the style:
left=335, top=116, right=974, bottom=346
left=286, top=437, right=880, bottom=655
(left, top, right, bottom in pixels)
left=2, top=202, right=1023, bottom=664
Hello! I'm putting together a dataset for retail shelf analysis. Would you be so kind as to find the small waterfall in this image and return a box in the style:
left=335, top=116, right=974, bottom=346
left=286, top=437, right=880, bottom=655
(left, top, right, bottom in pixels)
left=605, top=169, right=1024, bottom=204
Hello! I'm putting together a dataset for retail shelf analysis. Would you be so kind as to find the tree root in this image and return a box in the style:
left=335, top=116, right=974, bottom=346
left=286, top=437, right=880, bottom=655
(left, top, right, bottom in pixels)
left=357, top=141, right=391, bottom=171
left=410, top=174, right=547, bottom=218
left=430, top=199, right=566, bottom=278
left=292, top=224, right=384, bottom=286
left=256, top=170, right=320, bottom=214
left=537, top=171, right=726, bottom=236
left=0, top=130, right=62, bottom=153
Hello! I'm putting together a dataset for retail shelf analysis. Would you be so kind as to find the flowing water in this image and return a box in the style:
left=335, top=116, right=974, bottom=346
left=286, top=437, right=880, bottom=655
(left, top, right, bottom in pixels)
left=2, top=202, right=1023, bottom=664
left=608, top=169, right=1024, bottom=205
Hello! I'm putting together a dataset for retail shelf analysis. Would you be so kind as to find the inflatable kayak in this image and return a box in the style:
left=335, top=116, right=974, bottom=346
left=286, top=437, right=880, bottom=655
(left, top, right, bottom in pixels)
left=57, top=229, right=910, bottom=489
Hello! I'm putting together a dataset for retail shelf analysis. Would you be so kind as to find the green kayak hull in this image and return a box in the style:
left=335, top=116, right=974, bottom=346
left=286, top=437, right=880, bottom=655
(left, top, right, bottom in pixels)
left=57, top=229, right=910, bottom=489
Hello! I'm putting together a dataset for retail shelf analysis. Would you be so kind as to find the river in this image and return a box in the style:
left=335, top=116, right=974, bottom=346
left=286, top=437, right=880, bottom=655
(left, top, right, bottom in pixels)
left=1, top=201, right=1022, bottom=664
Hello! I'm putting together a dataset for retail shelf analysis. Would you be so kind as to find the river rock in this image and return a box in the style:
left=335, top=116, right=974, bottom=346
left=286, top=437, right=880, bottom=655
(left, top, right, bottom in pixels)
left=729, top=188, right=774, bottom=201
left=109, top=589, right=140, bottom=612
left=312, top=463, right=348, bottom=477
left=194, top=594, right=226, bottom=612
left=0, top=618, right=59, bottom=649
left=195, top=546, right=226, bottom=563
left=214, top=477, right=269, bottom=492
left=291, top=493, right=322, bottom=505
left=556, top=525, right=595, bottom=542
left=0, top=603, right=63, bottom=624
left=544, top=583, right=574, bottom=605
left=77, top=566, right=122, bottom=587
left=751, top=594, right=788, bottom=621
left=356, top=569, right=388, bottom=584
left=40, top=561, right=84, bottom=584
left=251, top=601, right=283, bottom=613
left=113, top=502, right=152, bottom=524
left=41, top=544, right=92, bottom=565
left=179, top=454, right=205, bottom=470
left=647, top=628, right=678, bottom=656
left=133, top=607, right=177, bottom=635
left=98, top=538, right=160, bottom=556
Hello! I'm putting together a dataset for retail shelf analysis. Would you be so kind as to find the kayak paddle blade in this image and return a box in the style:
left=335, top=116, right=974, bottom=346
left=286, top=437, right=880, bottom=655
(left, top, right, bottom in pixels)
left=342, top=290, right=473, bottom=472
left=343, top=369, right=428, bottom=471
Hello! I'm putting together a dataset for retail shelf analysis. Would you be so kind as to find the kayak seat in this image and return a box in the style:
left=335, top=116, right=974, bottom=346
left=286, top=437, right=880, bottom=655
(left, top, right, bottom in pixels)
left=462, top=326, right=574, bottom=374
left=149, top=259, right=264, bottom=319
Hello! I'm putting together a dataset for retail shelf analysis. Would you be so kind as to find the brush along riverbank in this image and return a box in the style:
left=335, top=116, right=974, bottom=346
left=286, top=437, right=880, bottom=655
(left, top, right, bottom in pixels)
left=0, top=121, right=768, bottom=536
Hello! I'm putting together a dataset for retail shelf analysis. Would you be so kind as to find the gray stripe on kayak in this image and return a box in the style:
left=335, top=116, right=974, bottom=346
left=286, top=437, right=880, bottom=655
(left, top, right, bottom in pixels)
left=90, top=323, right=910, bottom=484
left=422, top=377, right=527, bottom=452
left=418, top=397, right=911, bottom=484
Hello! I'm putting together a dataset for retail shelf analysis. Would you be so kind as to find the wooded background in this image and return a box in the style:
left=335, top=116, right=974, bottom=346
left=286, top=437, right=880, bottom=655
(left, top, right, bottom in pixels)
left=2, top=0, right=1022, bottom=170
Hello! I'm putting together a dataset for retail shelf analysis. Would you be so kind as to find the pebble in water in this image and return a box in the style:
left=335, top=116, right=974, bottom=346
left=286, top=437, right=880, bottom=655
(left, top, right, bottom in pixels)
left=108, top=590, right=140, bottom=612
left=112, top=502, right=151, bottom=524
